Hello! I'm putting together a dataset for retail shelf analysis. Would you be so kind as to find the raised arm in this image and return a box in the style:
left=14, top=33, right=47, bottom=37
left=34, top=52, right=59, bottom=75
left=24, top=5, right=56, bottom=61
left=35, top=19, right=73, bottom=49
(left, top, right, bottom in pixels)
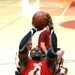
left=19, top=28, right=37, bottom=64
left=47, top=27, right=58, bottom=58
left=50, top=27, right=58, bottom=54
left=45, top=13, right=58, bottom=64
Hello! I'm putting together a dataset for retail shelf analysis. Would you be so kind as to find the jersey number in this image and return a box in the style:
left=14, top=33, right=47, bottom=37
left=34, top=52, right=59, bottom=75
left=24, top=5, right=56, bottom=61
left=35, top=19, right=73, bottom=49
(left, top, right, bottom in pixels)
left=34, top=65, right=41, bottom=75
left=28, top=65, right=41, bottom=75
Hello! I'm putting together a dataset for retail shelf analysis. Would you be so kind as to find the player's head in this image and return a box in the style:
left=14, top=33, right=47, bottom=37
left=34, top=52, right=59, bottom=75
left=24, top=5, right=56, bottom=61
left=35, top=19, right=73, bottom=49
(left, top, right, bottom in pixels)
left=26, top=39, right=32, bottom=50
left=46, top=13, right=53, bottom=27
left=30, top=47, right=42, bottom=60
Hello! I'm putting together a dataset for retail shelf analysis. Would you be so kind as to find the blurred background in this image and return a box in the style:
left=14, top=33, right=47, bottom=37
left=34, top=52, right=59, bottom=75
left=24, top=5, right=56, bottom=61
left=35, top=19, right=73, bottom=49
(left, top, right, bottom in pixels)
left=0, top=0, right=75, bottom=75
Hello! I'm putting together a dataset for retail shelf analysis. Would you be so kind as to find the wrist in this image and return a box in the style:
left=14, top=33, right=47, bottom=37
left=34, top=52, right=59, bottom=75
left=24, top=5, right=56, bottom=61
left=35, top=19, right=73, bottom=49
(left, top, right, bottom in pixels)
left=32, top=25, right=39, bottom=31
left=50, top=27, right=53, bottom=32
left=32, top=27, right=37, bottom=31
left=31, top=28, right=37, bottom=35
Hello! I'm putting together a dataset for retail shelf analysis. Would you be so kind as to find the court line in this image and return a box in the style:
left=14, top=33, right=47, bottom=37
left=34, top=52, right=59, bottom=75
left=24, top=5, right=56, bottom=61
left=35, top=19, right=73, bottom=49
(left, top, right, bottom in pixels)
left=61, top=6, right=69, bottom=16
left=61, top=3, right=71, bottom=16
left=57, top=34, right=75, bottom=36
left=40, top=3, right=63, bottom=10
left=64, top=60, right=75, bottom=63
left=0, top=1, right=15, bottom=8
left=0, top=17, right=21, bottom=31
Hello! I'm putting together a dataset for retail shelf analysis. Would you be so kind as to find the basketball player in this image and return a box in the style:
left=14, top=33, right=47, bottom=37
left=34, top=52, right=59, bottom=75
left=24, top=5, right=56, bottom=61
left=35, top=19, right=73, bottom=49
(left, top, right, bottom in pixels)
left=38, top=25, right=50, bottom=58
left=46, top=13, right=68, bottom=75
left=37, top=13, right=62, bottom=58
left=37, top=13, right=65, bottom=74
left=18, top=17, right=60, bottom=75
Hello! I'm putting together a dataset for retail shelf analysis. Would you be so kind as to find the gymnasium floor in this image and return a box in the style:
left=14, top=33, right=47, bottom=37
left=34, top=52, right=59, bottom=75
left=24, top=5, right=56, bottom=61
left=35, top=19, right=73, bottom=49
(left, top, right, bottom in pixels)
left=0, top=0, right=75, bottom=75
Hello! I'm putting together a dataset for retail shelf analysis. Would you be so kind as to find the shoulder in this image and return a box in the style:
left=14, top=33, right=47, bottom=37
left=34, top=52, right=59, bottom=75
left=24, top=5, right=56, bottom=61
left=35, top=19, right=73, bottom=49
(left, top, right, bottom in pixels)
left=40, top=30, right=47, bottom=36
left=41, top=58, right=47, bottom=63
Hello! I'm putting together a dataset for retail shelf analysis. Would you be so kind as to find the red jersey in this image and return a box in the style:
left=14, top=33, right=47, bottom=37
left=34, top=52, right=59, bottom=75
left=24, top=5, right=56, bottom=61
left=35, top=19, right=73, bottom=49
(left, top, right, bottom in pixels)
left=38, top=30, right=50, bottom=52
left=22, top=59, right=53, bottom=75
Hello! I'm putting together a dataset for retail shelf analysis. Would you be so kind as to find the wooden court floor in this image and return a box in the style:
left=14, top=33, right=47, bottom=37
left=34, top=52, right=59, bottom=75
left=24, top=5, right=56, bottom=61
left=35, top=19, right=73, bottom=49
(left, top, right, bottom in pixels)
left=0, top=0, right=75, bottom=75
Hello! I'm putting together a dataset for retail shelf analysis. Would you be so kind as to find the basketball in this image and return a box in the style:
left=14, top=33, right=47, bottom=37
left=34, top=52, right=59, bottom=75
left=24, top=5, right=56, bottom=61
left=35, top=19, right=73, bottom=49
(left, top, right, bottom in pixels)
left=32, top=11, right=48, bottom=30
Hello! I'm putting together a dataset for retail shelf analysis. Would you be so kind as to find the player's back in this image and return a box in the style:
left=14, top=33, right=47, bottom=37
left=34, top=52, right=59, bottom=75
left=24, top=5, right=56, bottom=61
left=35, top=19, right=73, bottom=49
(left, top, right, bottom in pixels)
left=22, top=59, right=53, bottom=75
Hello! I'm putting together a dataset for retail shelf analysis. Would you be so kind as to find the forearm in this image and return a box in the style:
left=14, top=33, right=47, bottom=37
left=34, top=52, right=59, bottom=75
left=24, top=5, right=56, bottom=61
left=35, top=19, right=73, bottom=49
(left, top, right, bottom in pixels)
left=19, top=28, right=37, bottom=53
left=19, top=28, right=37, bottom=64
left=56, top=50, right=64, bottom=61
left=50, top=27, right=58, bottom=54
left=41, top=43, right=47, bottom=55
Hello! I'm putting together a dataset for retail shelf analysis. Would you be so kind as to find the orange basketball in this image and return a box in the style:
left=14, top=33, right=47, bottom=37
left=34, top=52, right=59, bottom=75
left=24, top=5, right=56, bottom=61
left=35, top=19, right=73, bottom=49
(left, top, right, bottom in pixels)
left=32, top=11, right=48, bottom=30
